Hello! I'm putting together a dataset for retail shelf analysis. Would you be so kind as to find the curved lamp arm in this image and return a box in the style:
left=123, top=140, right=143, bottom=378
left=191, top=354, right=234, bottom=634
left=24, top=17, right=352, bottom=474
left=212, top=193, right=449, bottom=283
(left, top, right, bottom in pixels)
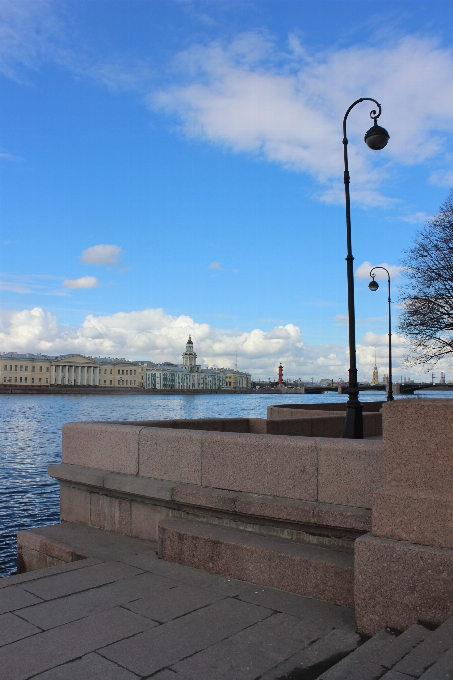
left=369, top=265, right=390, bottom=282
left=343, top=98, right=382, bottom=140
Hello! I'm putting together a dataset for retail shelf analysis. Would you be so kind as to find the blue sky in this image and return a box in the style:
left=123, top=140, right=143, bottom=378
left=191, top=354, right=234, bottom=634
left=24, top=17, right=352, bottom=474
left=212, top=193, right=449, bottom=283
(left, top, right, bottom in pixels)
left=1, top=0, right=453, bottom=380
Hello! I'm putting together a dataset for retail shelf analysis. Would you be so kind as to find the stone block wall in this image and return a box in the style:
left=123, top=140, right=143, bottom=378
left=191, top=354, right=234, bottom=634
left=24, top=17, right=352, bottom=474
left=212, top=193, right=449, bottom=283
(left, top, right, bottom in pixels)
left=50, top=418, right=383, bottom=554
left=45, top=401, right=453, bottom=635
left=355, top=399, right=453, bottom=635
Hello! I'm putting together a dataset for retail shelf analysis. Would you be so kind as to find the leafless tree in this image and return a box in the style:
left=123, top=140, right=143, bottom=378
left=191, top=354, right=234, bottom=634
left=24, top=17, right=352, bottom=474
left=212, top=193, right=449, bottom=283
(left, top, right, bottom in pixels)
left=398, top=190, right=453, bottom=366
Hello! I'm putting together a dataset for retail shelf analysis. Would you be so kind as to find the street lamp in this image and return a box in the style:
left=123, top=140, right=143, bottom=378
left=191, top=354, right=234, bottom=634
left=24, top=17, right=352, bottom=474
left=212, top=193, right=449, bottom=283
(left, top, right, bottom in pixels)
left=368, top=266, right=394, bottom=401
left=342, top=98, right=390, bottom=439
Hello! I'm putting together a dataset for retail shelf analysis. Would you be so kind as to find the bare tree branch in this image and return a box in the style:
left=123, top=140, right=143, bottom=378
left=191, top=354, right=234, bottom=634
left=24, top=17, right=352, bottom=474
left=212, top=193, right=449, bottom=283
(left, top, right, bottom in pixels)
left=398, top=189, right=453, bottom=367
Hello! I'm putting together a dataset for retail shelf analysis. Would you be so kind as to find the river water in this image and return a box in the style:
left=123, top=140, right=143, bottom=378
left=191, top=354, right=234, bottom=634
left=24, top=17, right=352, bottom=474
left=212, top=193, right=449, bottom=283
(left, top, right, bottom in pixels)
left=0, top=391, right=449, bottom=576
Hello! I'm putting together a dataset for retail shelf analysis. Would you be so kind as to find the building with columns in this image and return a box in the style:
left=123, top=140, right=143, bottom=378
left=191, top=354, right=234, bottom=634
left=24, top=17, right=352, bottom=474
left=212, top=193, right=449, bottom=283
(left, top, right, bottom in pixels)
left=1, top=338, right=251, bottom=391
left=0, top=353, right=143, bottom=387
left=145, top=336, right=251, bottom=390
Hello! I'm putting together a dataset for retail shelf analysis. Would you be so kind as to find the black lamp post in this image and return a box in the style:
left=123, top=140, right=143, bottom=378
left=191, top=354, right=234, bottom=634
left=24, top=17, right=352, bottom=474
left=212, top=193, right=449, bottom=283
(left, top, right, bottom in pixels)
left=342, top=98, right=390, bottom=439
left=368, top=266, right=394, bottom=401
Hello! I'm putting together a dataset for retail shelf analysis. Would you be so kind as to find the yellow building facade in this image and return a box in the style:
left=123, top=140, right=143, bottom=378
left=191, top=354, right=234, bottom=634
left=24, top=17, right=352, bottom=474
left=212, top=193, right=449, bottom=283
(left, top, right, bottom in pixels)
left=0, top=353, right=143, bottom=388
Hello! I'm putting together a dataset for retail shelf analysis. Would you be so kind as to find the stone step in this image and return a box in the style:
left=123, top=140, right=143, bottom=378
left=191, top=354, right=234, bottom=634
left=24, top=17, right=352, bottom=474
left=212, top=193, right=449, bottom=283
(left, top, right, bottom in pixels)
left=318, top=623, right=432, bottom=680
left=392, top=615, right=453, bottom=678
left=158, top=517, right=354, bottom=606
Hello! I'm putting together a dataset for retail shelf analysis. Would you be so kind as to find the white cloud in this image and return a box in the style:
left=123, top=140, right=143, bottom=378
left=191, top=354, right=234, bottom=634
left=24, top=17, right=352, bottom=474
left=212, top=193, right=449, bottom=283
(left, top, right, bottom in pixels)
left=0, top=305, right=434, bottom=380
left=0, top=152, right=22, bottom=162
left=429, top=169, right=453, bottom=187
left=2, top=3, right=453, bottom=207
left=0, top=273, right=68, bottom=296
left=355, top=261, right=406, bottom=280
left=0, top=0, right=67, bottom=83
left=153, top=33, right=453, bottom=206
left=63, top=276, right=99, bottom=289
left=0, top=306, right=304, bottom=374
left=0, top=307, right=59, bottom=350
left=81, top=245, right=122, bottom=266
left=208, top=261, right=222, bottom=270
left=401, top=212, right=432, bottom=224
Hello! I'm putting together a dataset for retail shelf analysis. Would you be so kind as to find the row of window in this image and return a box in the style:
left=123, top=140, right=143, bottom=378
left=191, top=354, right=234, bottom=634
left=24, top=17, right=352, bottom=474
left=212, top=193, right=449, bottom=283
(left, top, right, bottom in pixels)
left=2, top=365, right=138, bottom=375
left=3, top=377, right=49, bottom=383
left=3, top=375, right=139, bottom=386
left=3, top=365, right=49, bottom=372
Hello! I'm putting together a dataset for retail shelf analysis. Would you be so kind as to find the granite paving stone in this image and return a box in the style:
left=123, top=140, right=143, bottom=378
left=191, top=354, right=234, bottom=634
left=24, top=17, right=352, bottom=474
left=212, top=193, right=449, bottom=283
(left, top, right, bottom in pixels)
left=168, top=653, right=231, bottom=679
left=151, top=671, right=185, bottom=680
left=368, top=624, right=431, bottom=670
left=120, top=548, right=160, bottom=570
left=0, top=612, right=41, bottom=646
left=199, top=575, right=254, bottom=596
left=130, top=552, right=227, bottom=586
left=124, top=582, right=224, bottom=622
left=238, top=585, right=357, bottom=630
left=318, top=630, right=393, bottom=679
left=98, top=597, right=273, bottom=677
left=0, top=557, right=101, bottom=589
left=380, top=673, right=417, bottom=679
left=0, top=585, right=43, bottom=614
left=123, top=549, right=252, bottom=594
left=0, top=606, right=156, bottom=680
left=394, top=618, right=453, bottom=677
left=325, top=661, right=388, bottom=680
left=31, top=652, right=140, bottom=680
left=259, top=628, right=361, bottom=680
left=171, top=612, right=333, bottom=680
left=419, top=645, right=453, bottom=678
left=18, top=571, right=178, bottom=630
left=20, top=561, right=142, bottom=600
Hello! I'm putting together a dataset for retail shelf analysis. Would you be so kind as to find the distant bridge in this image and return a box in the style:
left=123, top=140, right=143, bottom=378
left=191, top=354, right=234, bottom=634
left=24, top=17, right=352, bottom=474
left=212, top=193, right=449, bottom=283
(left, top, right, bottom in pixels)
left=308, top=383, right=452, bottom=395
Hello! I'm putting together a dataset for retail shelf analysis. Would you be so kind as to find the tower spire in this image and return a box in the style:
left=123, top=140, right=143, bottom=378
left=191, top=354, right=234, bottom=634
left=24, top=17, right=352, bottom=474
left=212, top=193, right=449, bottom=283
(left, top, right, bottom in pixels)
left=371, top=348, right=379, bottom=386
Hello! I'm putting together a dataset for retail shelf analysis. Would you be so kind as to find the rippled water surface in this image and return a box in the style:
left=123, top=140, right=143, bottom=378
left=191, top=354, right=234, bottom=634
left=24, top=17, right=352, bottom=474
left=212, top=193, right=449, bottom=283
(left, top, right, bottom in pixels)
left=1, top=391, right=450, bottom=576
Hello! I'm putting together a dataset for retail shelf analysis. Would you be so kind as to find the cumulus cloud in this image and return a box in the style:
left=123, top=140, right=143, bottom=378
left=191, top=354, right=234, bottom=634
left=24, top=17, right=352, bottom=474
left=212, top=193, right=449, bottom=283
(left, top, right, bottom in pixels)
left=2, top=2, right=453, bottom=206
left=80, top=245, right=122, bottom=266
left=355, top=261, right=406, bottom=280
left=153, top=33, right=453, bottom=206
left=0, top=304, right=429, bottom=379
left=63, top=276, right=99, bottom=289
left=0, top=307, right=59, bottom=350
left=0, top=306, right=303, bottom=373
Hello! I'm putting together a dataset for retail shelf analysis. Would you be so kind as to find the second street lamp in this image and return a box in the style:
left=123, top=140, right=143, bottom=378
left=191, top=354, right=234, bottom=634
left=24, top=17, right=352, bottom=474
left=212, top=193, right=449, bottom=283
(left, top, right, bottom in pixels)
left=369, top=266, right=394, bottom=402
left=342, top=98, right=390, bottom=439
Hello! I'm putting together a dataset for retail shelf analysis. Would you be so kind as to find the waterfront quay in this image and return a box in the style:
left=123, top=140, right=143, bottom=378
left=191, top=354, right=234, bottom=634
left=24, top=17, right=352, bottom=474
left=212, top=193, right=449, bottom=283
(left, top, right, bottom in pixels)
left=4, top=396, right=453, bottom=678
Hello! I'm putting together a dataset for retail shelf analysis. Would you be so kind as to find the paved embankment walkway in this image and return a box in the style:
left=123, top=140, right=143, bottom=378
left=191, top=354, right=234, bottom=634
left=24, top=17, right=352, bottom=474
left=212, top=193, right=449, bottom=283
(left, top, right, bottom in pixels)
left=1, top=524, right=453, bottom=679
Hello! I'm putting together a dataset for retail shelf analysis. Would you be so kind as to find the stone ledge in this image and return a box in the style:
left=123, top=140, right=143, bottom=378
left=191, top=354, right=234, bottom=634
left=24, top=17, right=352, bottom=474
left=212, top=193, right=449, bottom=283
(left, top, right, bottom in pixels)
left=17, top=529, right=87, bottom=572
left=48, top=464, right=372, bottom=533
left=16, top=522, right=158, bottom=573
left=49, top=464, right=175, bottom=502
left=158, top=516, right=355, bottom=606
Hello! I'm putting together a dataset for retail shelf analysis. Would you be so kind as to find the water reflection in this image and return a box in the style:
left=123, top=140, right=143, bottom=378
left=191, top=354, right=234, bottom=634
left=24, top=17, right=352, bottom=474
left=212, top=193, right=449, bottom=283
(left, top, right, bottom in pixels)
left=0, top=391, right=448, bottom=576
